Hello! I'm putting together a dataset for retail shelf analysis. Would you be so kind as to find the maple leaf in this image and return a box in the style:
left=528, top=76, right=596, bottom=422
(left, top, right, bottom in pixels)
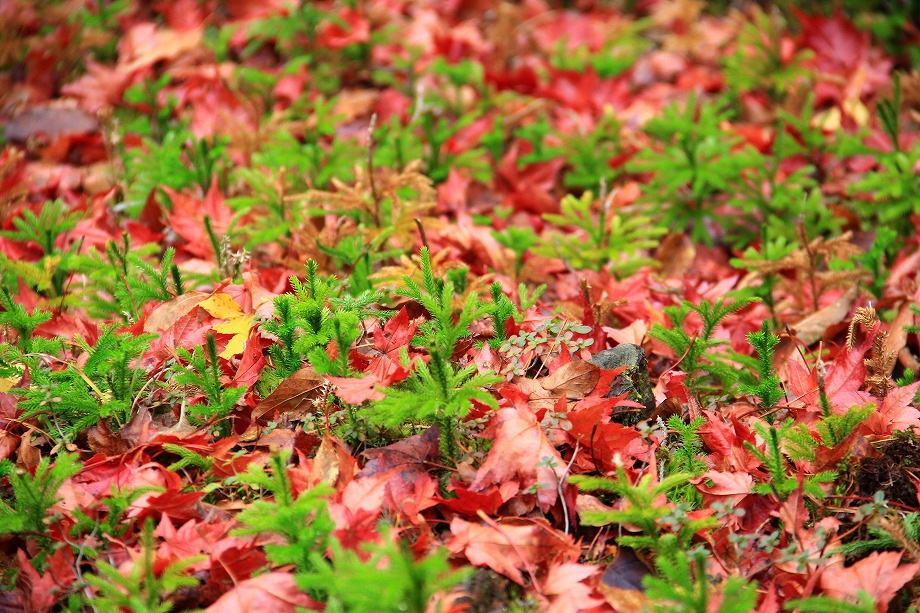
left=880, top=382, right=920, bottom=429
left=61, top=61, right=134, bottom=112
left=128, top=466, right=204, bottom=522
left=317, top=7, right=370, bottom=49
left=15, top=547, right=76, bottom=612
left=358, top=427, right=441, bottom=520
left=163, top=179, right=233, bottom=259
left=689, top=470, right=753, bottom=513
left=448, top=517, right=579, bottom=586
left=153, top=515, right=232, bottom=572
left=436, top=485, right=506, bottom=516
left=366, top=306, right=420, bottom=381
left=143, top=291, right=209, bottom=332
left=470, top=400, right=568, bottom=512
left=326, top=373, right=386, bottom=404
left=251, top=366, right=325, bottom=421
left=198, top=293, right=256, bottom=359
left=118, top=22, right=204, bottom=72
left=206, top=572, right=322, bottom=612
left=540, top=561, right=604, bottom=613
left=231, top=328, right=266, bottom=388
left=819, top=551, right=920, bottom=612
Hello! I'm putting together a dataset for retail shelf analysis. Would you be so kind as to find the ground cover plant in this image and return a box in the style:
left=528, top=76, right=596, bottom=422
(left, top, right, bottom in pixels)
left=3, top=0, right=920, bottom=611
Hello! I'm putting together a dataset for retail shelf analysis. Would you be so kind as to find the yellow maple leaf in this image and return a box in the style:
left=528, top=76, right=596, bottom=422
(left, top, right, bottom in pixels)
left=198, top=293, right=255, bottom=359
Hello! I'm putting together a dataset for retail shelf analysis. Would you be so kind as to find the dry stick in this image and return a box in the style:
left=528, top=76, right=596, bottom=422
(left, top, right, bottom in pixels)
left=366, top=113, right=381, bottom=225
left=588, top=422, right=600, bottom=473
left=476, top=509, right=543, bottom=594
left=659, top=335, right=697, bottom=379
left=558, top=442, right=579, bottom=535
left=414, top=217, right=429, bottom=250
left=797, top=222, right=821, bottom=313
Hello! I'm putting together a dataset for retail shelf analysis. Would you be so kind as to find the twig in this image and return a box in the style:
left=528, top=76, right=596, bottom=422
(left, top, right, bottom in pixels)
left=558, top=443, right=579, bottom=535
left=366, top=113, right=380, bottom=224
left=414, top=217, right=429, bottom=250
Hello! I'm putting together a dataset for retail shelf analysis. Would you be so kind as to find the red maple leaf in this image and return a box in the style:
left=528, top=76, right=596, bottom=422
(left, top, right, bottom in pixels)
left=448, top=517, right=579, bottom=587
left=367, top=306, right=419, bottom=381
left=470, top=393, right=568, bottom=512
left=820, top=552, right=920, bottom=612
left=164, top=178, right=232, bottom=259
left=436, top=485, right=506, bottom=517
left=129, top=465, right=204, bottom=521
left=15, top=547, right=76, bottom=613
left=206, top=572, right=322, bottom=612
left=540, top=561, right=605, bottom=613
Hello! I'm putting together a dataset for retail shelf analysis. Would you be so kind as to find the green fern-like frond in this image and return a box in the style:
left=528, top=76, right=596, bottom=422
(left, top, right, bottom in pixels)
left=650, top=297, right=758, bottom=395
left=161, top=444, right=213, bottom=471
left=739, top=320, right=784, bottom=408
left=537, top=191, right=665, bottom=276
left=83, top=519, right=203, bottom=613
left=0, top=452, right=82, bottom=536
left=233, top=451, right=335, bottom=576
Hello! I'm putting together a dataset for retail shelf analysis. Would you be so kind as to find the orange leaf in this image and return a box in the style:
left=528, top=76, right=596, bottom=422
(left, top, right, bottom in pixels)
left=198, top=293, right=256, bottom=359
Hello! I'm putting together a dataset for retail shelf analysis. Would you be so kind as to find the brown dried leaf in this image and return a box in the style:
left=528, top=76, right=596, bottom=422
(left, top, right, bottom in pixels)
left=538, top=360, right=600, bottom=399
left=310, top=435, right=342, bottom=486
left=790, top=287, right=858, bottom=346
left=143, top=291, right=209, bottom=332
left=598, top=547, right=652, bottom=613
left=86, top=420, right=129, bottom=456
left=654, top=232, right=695, bottom=279
left=252, top=367, right=325, bottom=421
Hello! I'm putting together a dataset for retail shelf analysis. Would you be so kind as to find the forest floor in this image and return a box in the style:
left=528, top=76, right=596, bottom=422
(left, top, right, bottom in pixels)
left=3, top=1, right=920, bottom=611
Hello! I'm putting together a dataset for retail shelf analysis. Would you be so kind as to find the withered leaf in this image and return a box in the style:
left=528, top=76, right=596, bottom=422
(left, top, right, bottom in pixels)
left=252, top=367, right=325, bottom=421
left=538, top=360, right=600, bottom=398
left=598, top=546, right=651, bottom=613
left=790, top=287, right=858, bottom=346
left=144, top=291, right=209, bottom=333
left=87, top=419, right=129, bottom=456
left=654, top=232, right=695, bottom=279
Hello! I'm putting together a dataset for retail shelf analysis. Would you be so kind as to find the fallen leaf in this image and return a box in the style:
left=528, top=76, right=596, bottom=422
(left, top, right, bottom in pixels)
left=143, top=291, right=209, bottom=333
left=198, top=293, right=256, bottom=358
left=598, top=550, right=651, bottom=613
left=819, top=551, right=919, bottom=611
left=538, top=360, right=600, bottom=398
left=655, top=232, right=695, bottom=278
left=252, top=367, right=325, bottom=421
left=119, top=23, right=204, bottom=72
left=542, top=561, right=604, bottom=613
left=206, top=572, right=322, bottom=613
left=470, top=402, right=568, bottom=512
left=327, top=373, right=385, bottom=404
left=689, top=470, right=753, bottom=508
left=2, top=106, right=98, bottom=142
left=448, top=517, right=579, bottom=586
left=311, top=435, right=342, bottom=486
left=791, top=287, right=858, bottom=346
